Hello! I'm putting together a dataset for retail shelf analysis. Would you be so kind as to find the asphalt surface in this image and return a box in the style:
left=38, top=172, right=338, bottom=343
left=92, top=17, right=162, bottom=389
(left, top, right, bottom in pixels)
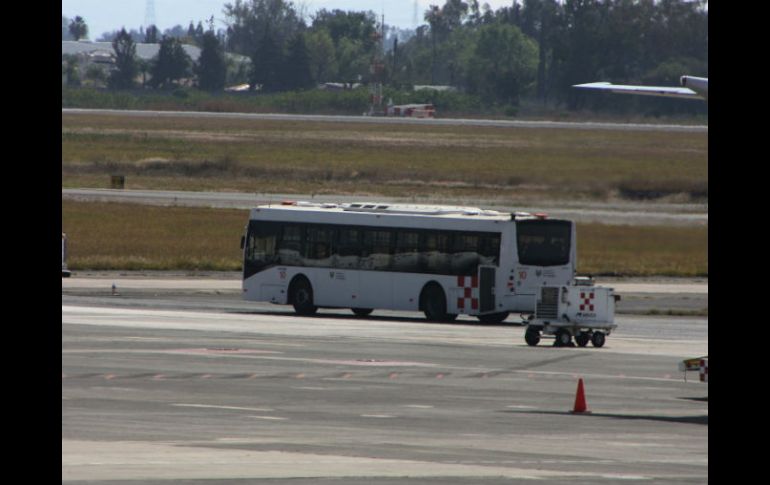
left=62, top=108, right=708, bottom=133
left=62, top=276, right=708, bottom=484
left=62, top=271, right=708, bottom=317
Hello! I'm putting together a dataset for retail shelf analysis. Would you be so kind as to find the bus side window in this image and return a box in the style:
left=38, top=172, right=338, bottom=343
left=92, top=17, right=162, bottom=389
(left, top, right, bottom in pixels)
left=362, top=229, right=392, bottom=270
left=277, top=224, right=303, bottom=266
left=451, top=233, right=480, bottom=275
left=479, top=234, right=501, bottom=265
left=394, top=230, right=420, bottom=272
left=336, top=228, right=361, bottom=269
left=422, top=232, right=451, bottom=275
left=305, top=226, right=333, bottom=267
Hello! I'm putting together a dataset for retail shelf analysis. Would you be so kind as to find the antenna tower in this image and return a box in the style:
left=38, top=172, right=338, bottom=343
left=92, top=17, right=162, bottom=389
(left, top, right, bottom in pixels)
left=413, top=0, right=419, bottom=28
left=145, top=0, right=157, bottom=28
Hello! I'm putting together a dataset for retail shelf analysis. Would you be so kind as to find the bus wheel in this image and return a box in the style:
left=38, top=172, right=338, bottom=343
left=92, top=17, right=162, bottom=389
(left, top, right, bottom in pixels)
left=575, top=332, right=591, bottom=347
left=421, top=284, right=450, bottom=322
left=525, top=327, right=541, bottom=346
left=477, top=312, right=509, bottom=324
left=290, top=277, right=318, bottom=316
left=591, top=332, right=606, bottom=348
left=351, top=308, right=373, bottom=317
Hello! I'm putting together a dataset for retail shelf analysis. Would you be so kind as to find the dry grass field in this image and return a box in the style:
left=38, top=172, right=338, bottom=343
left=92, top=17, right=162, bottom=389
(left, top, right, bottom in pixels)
left=62, top=201, right=707, bottom=276
left=62, top=112, right=706, bottom=275
left=62, top=113, right=707, bottom=202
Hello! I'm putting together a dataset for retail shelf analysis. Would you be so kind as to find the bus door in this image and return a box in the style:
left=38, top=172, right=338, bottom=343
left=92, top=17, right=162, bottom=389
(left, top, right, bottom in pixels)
left=479, top=266, right=496, bottom=313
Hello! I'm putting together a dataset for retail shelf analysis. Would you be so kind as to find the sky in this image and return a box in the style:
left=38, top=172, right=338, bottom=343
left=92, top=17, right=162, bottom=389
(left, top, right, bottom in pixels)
left=62, top=0, right=517, bottom=40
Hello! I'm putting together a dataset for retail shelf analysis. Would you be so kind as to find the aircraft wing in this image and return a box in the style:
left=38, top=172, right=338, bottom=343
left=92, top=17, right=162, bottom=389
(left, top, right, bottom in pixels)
left=573, top=82, right=702, bottom=100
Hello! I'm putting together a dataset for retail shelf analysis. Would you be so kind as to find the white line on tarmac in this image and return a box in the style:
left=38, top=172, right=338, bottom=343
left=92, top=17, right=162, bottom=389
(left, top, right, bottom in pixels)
left=172, top=404, right=274, bottom=412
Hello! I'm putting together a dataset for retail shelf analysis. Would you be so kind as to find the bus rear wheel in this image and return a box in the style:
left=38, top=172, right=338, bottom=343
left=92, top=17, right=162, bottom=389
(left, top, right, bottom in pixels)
left=351, top=308, right=373, bottom=317
left=290, top=277, right=318, bottom=316
left=421, top=284, right=455, bottom=322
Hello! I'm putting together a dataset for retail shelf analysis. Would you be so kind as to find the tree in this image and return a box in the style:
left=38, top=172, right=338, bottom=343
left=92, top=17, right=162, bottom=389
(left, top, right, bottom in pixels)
left=62, top=16, right=74, bottom=40
left=68, top=16, right=89, bottom=41
left=150, top=36, right=193, bottom=88
left=249, top=30, right=283, bottom=91
left=109, top=28, right=139, bottom=89
left=306, top=29, right=337, bottom=82
left=145, top=25, right=159, bottom=43
left=283, top=33, right=314, bottom=90
left=195, top=31, right=227, bottom=91
left=464, top=23, right=538, bottom=106
left=224, top=0, right=304, bottom=56
left=64, top=57, right=81, bottom=86
left=311, top=9, right=377, bottom=49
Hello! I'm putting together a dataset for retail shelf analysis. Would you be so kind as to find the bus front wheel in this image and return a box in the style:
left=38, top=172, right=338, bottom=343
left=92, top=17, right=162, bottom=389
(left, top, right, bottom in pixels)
left=290, top=277, right=318, bottom=316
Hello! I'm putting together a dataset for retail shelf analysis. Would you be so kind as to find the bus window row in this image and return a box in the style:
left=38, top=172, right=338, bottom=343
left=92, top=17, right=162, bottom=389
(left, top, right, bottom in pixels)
left=244, top=221, right=501, bottom=277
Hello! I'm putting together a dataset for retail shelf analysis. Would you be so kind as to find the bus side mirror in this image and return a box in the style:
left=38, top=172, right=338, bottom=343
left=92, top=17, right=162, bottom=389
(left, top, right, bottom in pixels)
left=240, top=235, right=245, bottom=250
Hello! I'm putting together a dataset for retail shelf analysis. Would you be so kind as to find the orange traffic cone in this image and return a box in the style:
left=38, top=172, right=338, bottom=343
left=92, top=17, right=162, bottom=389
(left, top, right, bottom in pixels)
left=571, top=378, right=590, bottom=414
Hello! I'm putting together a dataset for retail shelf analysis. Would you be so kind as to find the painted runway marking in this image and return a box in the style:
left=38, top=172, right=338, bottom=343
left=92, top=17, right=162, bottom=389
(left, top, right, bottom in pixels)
left=361, top=414, right=396, bottom=419
left=172, top=404, right=274, bottom=412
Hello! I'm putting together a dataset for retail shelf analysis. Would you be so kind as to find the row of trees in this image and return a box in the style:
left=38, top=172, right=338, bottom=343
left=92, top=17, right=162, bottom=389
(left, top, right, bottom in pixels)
left=399, top=0, right=708, bottom=109
left=66, top=0, right=708, bottom=113
left=107, top=28, right=227, bottom=91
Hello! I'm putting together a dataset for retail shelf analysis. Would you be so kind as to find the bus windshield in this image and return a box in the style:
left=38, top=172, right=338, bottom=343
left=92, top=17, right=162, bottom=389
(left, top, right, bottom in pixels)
left=516, top=220, right=572, bottom=267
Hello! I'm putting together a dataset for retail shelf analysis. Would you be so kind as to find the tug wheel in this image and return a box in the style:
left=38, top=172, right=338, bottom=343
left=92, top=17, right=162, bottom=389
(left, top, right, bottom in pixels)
left=554, top=329, right=573, bottom=347
left=575, top=332, right=591, bottom=347
left=525, top=327, right=541, bottom=346
left=591, top=331, right=606, bottom=348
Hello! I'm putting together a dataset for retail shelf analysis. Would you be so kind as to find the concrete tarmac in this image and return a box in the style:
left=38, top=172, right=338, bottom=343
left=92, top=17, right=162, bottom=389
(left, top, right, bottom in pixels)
left=62, top=271, right=709, bottom=317
left=62, top=284, right=707, bottom=484
left=62, top=108, right=708, bottom=133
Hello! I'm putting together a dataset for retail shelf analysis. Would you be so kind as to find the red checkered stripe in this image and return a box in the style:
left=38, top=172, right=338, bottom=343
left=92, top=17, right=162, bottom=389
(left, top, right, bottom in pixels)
left=579, top=291, right=595, bottom=311
left=457, top=275, right=479, bottom=311
left=700, top=359, right=708, bottom=383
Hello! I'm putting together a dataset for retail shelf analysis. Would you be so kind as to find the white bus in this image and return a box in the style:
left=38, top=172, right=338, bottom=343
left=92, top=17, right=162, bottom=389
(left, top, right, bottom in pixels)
left=241, top=201, right=576, bottom=322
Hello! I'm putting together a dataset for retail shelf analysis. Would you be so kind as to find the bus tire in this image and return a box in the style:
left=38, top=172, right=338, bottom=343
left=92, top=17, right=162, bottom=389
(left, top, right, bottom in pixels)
left=421, top=283, right=452, bottom=322
left=575, top=332, right=591, bottom=347
left=477, top=312, right=509, bottom=324
left=351, top=308, right=373, bottom=317
left=591, top=331, right=606, bottom=348
left=554, top=329, right=573, bottom=347
left=289, top=276, right=318, bottom=316
left=525, top=327, right=541, bottom=346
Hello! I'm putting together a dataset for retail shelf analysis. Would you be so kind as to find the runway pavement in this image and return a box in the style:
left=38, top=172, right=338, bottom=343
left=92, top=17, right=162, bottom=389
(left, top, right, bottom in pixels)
left=62, top=278, right=707, bottom=484
left=62, top=108, right=708, bottom=133
left=62, top=272, right=709, bottom=317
